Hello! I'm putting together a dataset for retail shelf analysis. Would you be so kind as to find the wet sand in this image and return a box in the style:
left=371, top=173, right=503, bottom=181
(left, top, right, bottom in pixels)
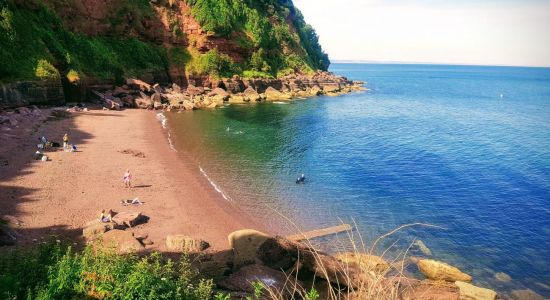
left=0, top=108, right=265, bottom=251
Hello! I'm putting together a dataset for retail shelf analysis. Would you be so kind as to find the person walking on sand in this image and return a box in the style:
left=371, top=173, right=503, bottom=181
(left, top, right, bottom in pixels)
left=63, top=133, right=69, bottom=150
left=123, top=170, right=132, bottom=188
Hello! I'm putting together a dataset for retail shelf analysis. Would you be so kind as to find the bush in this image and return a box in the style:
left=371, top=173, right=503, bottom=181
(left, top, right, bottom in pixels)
left=0, top=241, right=215, bottom=299
left=66, top=69, right=80, bottom=83
left=35, top=59, right=60, bottom=80
left=187, top=49, right=238, bottom=78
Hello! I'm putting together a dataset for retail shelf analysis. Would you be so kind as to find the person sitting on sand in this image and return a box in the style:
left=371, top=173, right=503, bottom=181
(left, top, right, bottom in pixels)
left=123, top=170, right=132, bottom=188
left=63, top=133, right=69, bottom=150
left=121, top=197, right=143, bottom=205
left=99, top=209, right=113, bottom=223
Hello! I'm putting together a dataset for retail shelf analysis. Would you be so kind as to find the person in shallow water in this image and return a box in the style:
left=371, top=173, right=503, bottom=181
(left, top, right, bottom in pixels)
left=296, top=173, right=306, bottom=184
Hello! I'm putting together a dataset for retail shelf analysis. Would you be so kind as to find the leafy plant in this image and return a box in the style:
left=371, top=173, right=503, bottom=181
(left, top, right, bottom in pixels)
left=245, top=280, right=265, bottom=300
left=35, top=59, right=60, bottom=80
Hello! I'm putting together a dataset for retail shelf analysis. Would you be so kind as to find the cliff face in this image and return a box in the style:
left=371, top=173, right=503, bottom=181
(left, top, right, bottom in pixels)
left=0, top=0, right=329, bottom=87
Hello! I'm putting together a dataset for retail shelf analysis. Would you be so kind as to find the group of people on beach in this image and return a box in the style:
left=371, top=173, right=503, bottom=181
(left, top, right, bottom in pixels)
left=35, top=133, right=76, bottom=161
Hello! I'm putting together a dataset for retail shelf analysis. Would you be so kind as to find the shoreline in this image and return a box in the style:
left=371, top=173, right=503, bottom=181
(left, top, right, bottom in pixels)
left=0, top=107, right=267, bottom=251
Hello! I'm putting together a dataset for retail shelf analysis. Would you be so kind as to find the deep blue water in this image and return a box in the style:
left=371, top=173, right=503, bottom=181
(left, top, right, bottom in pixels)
left=167, top=64, right=550, bottom=295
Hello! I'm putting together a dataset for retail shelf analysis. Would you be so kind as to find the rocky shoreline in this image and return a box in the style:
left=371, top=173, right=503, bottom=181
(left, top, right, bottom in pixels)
left=75, top=219, right=539, bottom=300
left=90, top=72, right=367, bottom=111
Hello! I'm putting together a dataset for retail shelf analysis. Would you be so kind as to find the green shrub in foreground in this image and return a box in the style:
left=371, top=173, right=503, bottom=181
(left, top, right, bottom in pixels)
left=0, top=241, right=214, bottom=299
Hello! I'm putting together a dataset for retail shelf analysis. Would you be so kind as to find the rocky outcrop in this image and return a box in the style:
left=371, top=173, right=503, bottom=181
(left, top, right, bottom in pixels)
left=417, top=259, right=472, bottom=282
left=91, top=71, right=366, bottom=111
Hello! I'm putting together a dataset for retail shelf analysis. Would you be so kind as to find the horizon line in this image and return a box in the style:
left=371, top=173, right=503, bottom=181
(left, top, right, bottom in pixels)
left=330, top=59, right=550, bottom=69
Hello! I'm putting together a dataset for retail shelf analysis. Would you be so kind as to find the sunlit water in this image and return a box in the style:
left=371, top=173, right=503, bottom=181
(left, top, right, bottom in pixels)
left=166, top=64, right=550, bottom=295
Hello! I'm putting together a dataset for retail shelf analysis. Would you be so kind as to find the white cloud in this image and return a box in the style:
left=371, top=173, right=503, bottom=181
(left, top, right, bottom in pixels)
left=293, top=0, right=550, bottom=67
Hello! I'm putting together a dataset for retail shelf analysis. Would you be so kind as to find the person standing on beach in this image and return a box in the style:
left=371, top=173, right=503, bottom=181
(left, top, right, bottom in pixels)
left=123, top=170, right=132, bottom=188
left=63, top=133, right=69, bottom=150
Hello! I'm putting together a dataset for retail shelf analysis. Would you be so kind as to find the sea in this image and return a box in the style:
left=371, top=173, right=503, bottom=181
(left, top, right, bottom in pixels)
left=165, top=63, right=550, bottom=296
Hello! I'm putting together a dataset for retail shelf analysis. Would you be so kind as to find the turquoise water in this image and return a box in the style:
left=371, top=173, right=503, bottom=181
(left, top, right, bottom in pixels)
left=167, top=64, right=550, bottom=295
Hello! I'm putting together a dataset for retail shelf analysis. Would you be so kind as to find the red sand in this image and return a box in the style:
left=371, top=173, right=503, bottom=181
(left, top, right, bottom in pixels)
left=0, top=109, right=266, bottom=251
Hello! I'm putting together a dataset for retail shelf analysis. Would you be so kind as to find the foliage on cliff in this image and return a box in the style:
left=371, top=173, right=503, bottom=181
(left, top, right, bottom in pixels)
left=0, top=0, right=168, bottom=83
left=184, top=0, right=329, bottom=76
left=0, top=0, right=329, bottom=83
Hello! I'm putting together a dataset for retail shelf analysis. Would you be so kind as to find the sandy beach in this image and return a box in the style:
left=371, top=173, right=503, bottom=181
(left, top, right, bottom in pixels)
left=0, top=108, right=264, bottom=251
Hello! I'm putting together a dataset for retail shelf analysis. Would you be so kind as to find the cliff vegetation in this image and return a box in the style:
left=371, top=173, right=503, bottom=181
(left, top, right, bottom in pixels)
left=0, top=0, right=329, bottom=84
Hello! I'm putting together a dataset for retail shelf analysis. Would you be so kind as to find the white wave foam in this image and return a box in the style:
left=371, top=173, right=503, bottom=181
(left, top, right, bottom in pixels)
left=199, top=166, right=232, bottom=202
left=156, top=112, right=167, bottom=129
left=156, top=112, right=177, bottom=152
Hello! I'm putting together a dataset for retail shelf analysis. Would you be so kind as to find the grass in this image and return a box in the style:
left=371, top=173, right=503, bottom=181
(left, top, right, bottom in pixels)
left=255, top=212, right=445, bottom=300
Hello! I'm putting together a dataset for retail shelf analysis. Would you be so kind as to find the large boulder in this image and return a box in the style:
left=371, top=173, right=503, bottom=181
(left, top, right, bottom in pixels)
left=401, top=280, right=459, bottom=300
left=455, top=281, right=497, bottom=300
left=113, top=86, right=131, bottom=97
left=82, top=220, right=113, bottom=241
left=257, top=237, right=368, bottom=289
left=264, top=86, right=292, bottom=101
left=229, top=94, right=246, bottom=103
left=126, top=78, right=151, bottom=92
left=417, top=259, right=472, bottom=282
left=99, top=229, right=144, bottom=254
left=172, top=83, right=182, bottom=93
left=165, top=234, right=210, bottom=253
left=208, top=87, right=230, bottom=102
left=222, top=78, right=246, bottom=94
left=218, top=264, right=291, bottom=294
left=135, top=92, right=152, bottom=109
left=228, top=229, right=270, bottom=268
left=186, top=84, right=204, bottom=96
left=243, top=87, right=261, bottom=102
left=335, top=252, right=390, bottom=274
left=112, top=212, right=144, bottom=228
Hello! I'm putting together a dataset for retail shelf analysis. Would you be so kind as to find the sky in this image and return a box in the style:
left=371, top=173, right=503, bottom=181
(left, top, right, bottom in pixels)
left=293, top=0, right=550, bottom=67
